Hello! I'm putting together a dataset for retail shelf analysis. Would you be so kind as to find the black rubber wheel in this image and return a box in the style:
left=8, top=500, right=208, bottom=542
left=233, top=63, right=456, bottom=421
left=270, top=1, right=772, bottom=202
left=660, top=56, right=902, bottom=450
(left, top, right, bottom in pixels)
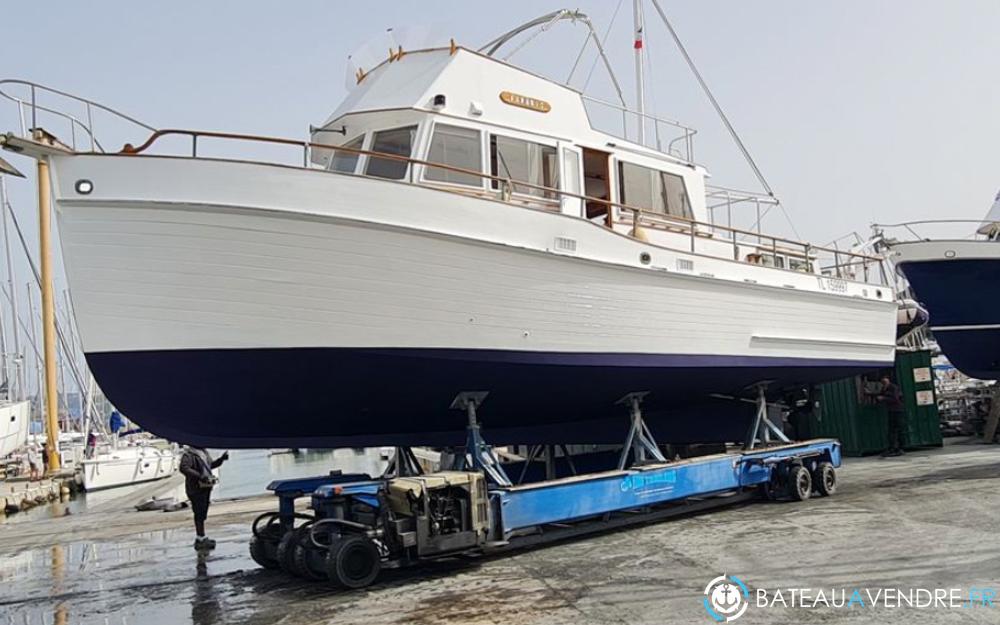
left=249, top=535, right=280, bottom=570
left=759, top=475, right=781, bottom=501
left=813, top=462, right=837, bottom=497
left=292, top=527, right=329, bottom=581
left=326, top=535, right=381, bottom=589
left=276, top=529, right=301, bottom=575
left=789, top=464, right=812, bottom=501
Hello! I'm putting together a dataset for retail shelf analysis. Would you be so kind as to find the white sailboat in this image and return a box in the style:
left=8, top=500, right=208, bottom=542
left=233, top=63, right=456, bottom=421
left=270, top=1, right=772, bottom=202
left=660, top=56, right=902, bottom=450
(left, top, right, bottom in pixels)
left=0, top=399, right=29, bottom=457
left=79, top=436, right=178, bottom=491
left=0, top=7, right=898, bottom=448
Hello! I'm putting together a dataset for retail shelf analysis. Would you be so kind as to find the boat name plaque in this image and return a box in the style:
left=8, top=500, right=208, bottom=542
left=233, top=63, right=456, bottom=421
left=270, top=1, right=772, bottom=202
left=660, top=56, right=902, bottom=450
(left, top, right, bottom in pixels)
left=499, top=91, right=551, bottom=113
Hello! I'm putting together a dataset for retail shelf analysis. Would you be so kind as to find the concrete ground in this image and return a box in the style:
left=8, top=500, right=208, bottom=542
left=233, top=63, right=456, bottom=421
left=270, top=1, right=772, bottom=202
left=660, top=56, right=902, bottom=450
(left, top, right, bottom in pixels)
left=1, top=439, right=998, bottom=625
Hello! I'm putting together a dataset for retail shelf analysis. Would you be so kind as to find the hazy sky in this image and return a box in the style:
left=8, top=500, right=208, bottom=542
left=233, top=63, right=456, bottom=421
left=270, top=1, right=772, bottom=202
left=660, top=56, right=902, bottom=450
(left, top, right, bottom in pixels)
left=0, top=0, right=998, bottom=379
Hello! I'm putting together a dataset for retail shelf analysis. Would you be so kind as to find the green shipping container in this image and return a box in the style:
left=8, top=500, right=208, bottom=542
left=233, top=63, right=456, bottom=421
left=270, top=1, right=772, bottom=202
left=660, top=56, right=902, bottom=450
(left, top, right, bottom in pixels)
left=895, top=349, right=944, bottom=448
left=810, top=349, right=942, bottom=456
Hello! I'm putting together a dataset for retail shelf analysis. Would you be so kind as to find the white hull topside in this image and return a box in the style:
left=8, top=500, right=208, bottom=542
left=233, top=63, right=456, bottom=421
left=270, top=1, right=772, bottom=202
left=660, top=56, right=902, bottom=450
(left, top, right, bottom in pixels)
left=889, top=239, right=1000, bottom=264
left=52, top=154, right=897, bottom=364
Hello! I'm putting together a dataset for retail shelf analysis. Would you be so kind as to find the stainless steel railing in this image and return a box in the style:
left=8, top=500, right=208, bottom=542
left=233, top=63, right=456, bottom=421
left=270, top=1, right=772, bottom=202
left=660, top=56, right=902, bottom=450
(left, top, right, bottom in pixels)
left=0, top=79, right=155, bottom=152
left=581, top=94, right=697, bottom=162
left=874, top=219, right=1000, bottom=242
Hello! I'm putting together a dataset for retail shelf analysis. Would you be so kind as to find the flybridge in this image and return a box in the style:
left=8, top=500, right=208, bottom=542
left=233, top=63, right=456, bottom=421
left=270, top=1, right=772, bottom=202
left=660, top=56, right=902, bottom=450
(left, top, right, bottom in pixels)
left=315, top=44, right=698, bottom=167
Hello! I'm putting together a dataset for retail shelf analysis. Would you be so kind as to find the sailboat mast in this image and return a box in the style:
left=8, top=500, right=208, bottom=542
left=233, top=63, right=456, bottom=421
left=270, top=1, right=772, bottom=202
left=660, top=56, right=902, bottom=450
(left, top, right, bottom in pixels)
left=632, top=0, right=646, bottom=146
left=0, top=178, right=10, bottom=397
left=36, top=157, right=61, bottom=473
left=1, top=177, right=24, bottom=401
left=27, top=282, right=42, bottom=432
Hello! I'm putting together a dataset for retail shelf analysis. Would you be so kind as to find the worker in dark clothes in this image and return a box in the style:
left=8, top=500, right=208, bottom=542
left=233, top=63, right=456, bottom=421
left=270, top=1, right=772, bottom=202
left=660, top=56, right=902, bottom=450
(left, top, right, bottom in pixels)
left=876, top=375, right=906, bottom=457
left=179, top=447, right=229, bottom=550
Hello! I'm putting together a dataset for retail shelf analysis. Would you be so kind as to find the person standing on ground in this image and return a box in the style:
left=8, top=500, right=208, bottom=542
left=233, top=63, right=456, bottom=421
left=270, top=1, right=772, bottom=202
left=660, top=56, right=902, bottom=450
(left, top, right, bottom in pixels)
left=876, top=375, right=906, bottom=457
left=179, top=447, right=229, bottom=550
left=25, top=444, right=40, bottom=480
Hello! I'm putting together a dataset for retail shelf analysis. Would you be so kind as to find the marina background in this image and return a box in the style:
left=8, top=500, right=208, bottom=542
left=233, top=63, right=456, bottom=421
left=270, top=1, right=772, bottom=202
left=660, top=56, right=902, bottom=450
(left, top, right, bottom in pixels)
left=1, top=448, right=388, bottom=523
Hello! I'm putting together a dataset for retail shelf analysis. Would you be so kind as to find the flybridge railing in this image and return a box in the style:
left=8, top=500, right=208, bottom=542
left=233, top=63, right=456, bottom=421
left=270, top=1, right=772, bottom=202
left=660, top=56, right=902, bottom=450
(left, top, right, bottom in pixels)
left=120, top=129, right=887, bottom=285
left=581, top=94, right=697, bottom=162
left=0, top=79, right=156, bottom=153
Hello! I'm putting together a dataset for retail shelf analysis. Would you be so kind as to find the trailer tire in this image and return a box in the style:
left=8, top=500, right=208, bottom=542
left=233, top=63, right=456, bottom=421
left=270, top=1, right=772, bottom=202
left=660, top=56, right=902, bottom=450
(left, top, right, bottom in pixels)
left=759, top=476, right=781, bottom=501
left=789, top=465, right=812, bottom=501
left=276, top=528, right=302, bottom=575
left=249, top=535, right=279, bottom=570
left=813, top=462, right=836, bottom=497
left=293, top=532, right=329, bottom=581
left=326, top=535, right=381, bottom=589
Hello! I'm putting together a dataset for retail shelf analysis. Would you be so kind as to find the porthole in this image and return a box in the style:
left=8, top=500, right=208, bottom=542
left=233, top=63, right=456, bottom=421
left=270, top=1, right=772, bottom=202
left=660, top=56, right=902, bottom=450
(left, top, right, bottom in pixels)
left=75, top=179, right=93, bottom=195
left=944, top=250, right=956, bottom=258
left=639, top=252, right=651, bottom=265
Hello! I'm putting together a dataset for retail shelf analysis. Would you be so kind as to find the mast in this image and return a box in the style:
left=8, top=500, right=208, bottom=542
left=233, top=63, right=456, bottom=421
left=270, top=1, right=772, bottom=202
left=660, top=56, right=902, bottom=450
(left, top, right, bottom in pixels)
left=27, top=282, right=41, bottom=432
left=632, top=0, right=646, bottom=146
left=36, top=156, right=61, bottom=472
left=0, top=178, right=9, bottom=397
left=1, top=177, right=24, bottom=401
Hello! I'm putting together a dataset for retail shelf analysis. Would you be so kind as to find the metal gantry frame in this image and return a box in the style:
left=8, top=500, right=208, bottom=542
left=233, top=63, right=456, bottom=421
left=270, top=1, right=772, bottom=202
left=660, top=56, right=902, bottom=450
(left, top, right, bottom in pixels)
left=450, top=391, right=512, bottom=487
left=515, top=444, right=578, bottom=484
left=382, top=446, right=424, bottom=478
left=617, top=391, right=666, bottom=469
left=743, top=383, right=790, bottom=451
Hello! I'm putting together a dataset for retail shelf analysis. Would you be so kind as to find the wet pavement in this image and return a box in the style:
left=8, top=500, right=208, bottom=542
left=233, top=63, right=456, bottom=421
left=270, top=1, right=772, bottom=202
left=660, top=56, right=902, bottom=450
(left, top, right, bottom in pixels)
left=2, top=440, right=999, bottom=625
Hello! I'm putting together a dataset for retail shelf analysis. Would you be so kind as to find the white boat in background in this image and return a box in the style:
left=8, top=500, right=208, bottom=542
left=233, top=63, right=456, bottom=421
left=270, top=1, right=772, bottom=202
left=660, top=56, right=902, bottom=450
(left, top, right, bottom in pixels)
left=880, top=191, right=1000, bottom=380
left=0, top=400, right=30, bottom=458
left=79, top=438, right=178, bottom=491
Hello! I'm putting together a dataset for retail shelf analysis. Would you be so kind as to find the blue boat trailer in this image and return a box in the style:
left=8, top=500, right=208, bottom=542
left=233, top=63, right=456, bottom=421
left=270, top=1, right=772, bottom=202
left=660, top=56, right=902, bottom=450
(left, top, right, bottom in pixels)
left=496, top=439, right=841, bottom=534
left=248, top=391, right=842, bottom=588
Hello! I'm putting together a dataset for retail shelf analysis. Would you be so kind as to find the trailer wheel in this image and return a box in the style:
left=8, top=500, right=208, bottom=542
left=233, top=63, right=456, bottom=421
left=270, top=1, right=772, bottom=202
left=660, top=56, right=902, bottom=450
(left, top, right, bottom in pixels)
left=276, top=528, right=303, bottom=575
left=249, top=535, right=280, bottom=570
left=292, top=531, right=329, bottom=581
left=813, top=462, right=837, bottom=497
left=759, top=475, right=781, bottom=501
left=326, top=535, right=381, bottom=589
left=789, top=464, right=812, bottom=501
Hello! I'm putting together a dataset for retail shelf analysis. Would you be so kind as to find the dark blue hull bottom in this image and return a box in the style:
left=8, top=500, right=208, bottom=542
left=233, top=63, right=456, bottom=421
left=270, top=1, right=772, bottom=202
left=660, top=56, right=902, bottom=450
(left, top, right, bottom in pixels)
left=85, top=348, right=886, bottom=448
left=932, top=329, right=1000, bottom=380
left=898, top=258, right=1000, bottom=379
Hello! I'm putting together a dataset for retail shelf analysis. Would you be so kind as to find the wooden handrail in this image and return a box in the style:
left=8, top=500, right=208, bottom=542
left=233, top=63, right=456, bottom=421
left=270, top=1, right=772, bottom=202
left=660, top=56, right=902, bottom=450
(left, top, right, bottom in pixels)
left=117, top=128, right=884, bottom=265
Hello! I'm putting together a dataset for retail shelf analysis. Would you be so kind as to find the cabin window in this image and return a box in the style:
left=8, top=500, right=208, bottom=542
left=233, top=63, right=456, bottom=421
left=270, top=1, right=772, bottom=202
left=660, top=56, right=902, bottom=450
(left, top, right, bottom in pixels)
left=788, top=257, right=813, bottom=272
left=759, top=253, right=785, bottom=269
left=366, top=126, right=417, bottom=180
left=330, top=135, right=365, bottom=174
left=490, top=135, right=559, bottom=199
left=617, top=161, right=691, bottom=218
left=425, top=124, right=483, bottom=187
